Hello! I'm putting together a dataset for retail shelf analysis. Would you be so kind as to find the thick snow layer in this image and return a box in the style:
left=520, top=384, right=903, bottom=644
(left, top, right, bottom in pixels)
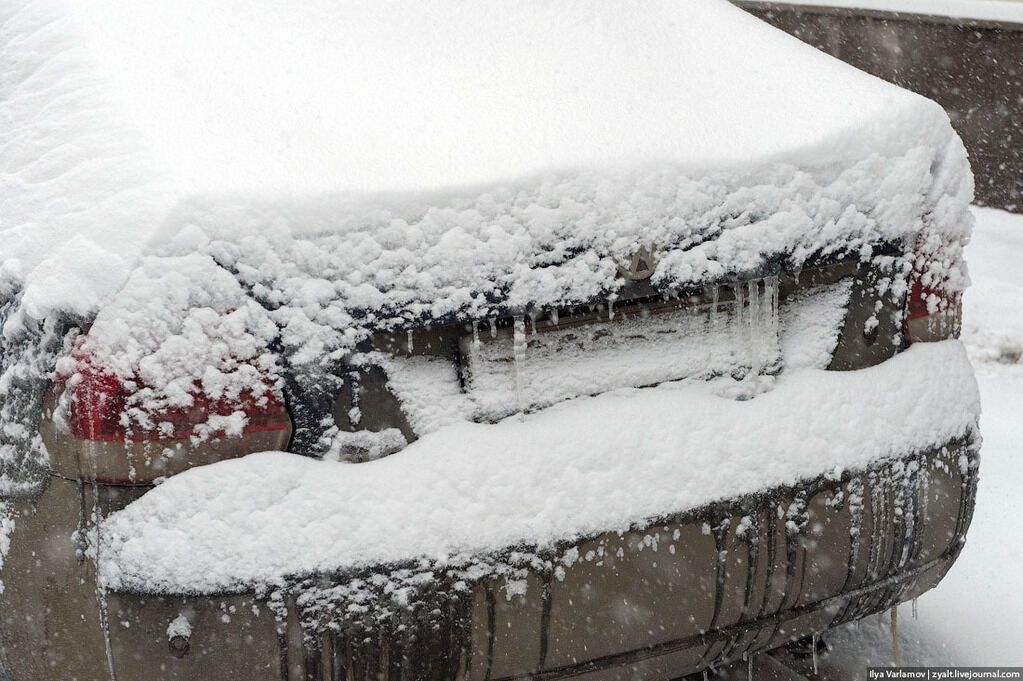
left=2, top=0, right=969, bottom=304
left=741, top=0, right=1023, bottom=24
left=4, top=0, right=948, bottom=203
left=99, top=341, right=979, bottom=594
left=0, top=0, right=175, bottom=272
left=159, top=144, right=970, bottom=347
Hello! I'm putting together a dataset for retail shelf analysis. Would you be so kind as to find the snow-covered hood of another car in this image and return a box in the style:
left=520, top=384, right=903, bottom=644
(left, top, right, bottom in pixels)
left=98, top=340, right=980, bottom=595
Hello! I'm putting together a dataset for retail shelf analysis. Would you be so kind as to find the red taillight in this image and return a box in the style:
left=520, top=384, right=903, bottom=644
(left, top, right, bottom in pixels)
left=904, top=269, right=961, bottom=345
left=905, top=277, right=940, bottom=324
left=64, top=366, right=288, bottom=439
left=49, top=355, right=292, bottom=484
left=65, top=368, right=128, bottom=441
left=66, top=366, right=289, bottom=442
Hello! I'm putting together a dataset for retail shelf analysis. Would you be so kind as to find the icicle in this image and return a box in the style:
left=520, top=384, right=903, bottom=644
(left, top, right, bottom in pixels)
left=747, top=655, right=753, bottom=681
left=471, top=320, right=481, bottom=352
left=734, top=284, right=745, bottom=328
left=747, top=280, right=761, bottom=377
left=891, top=606, right=899, bottom=665
left=528, top=310, right=538, bottom=335
left=812, top=633, right=819, bottom=675
left=608, top=298, right=615, bottom=321
left=765, top=275, right=780, bottom=337
left=489, top=317, right=498, bottom=339
left=90, top=483, right=117, bottom=681
left=513, top=316, right=527, bottom=420
left=703, top=671, right=708, bottom=681
left=772, top=275, right=780, bottom=316
left=406, top=329, right=414, bottom=354
left=710, top=286, right=720, bottom=324
left=550, top=307, right=559, bottom=326
left=912, top=597, right=918, bottom=620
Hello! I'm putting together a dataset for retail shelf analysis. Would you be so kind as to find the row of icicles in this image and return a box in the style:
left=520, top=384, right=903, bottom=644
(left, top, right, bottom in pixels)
left=400, top=276, right=784, bottom=419
left=507, top=277, right=781, bottom=418
left=701, top=602, right=917, bottom=680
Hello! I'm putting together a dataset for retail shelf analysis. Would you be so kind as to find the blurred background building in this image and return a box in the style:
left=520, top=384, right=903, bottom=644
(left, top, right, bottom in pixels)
left=736, top=1, right=1023, bottom=212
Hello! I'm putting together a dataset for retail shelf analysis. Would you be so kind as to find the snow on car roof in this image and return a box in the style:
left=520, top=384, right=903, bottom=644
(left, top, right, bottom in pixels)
left=18, top=0, right=936, bottom=193
left=3, top=0, right=950, bottom=268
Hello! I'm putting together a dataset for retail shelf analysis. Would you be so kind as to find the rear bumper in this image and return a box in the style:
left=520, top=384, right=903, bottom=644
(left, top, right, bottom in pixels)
left=0, top=438, right=978, bottom=681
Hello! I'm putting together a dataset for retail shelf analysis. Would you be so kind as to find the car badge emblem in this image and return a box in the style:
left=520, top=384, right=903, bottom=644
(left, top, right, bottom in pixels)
left=618, top=246, right=657, bottom=281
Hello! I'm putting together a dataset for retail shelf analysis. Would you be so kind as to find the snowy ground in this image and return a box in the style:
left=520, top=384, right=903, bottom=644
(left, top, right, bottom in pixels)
left=823, top=206, right=1023, bottom=669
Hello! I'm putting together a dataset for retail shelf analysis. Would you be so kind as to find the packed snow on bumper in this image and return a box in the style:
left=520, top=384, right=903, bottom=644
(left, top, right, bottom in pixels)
left=98, top=340, right=979, bottom=594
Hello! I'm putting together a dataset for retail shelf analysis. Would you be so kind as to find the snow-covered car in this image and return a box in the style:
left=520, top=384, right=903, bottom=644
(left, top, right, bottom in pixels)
left=0, top=0, right=979, bottom=679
